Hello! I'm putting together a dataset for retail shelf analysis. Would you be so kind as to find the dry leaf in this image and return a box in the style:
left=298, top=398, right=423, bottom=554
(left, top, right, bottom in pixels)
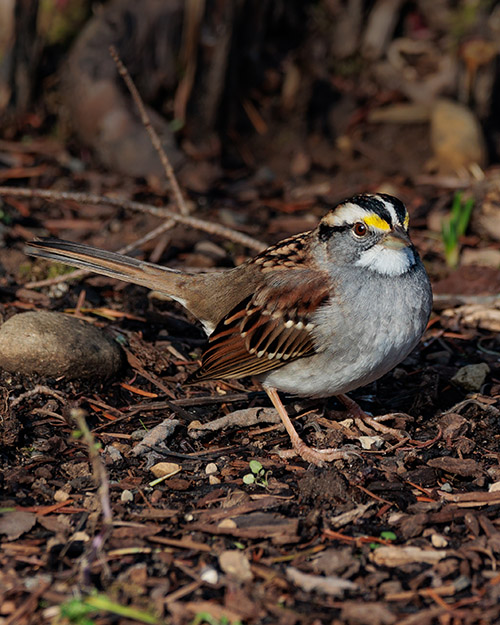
left=0, top=511, right=37, bottom=540
left=219, top=550, right=253, bottom=582
left=286, top=567, right=357, bottom=596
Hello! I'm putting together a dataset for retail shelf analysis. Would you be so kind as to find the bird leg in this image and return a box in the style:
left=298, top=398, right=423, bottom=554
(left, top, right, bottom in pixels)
left=337, top=394, right=408, bottom=441
left=265, top=386, right=353, bottom=466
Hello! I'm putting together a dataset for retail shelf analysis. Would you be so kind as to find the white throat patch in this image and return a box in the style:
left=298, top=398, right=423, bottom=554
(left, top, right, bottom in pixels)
left=356, top=244, right=414, bottom=276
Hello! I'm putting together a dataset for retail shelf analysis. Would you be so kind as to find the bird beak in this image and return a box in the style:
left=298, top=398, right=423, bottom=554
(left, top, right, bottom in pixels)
left=382, top=226, right=411, bottom=250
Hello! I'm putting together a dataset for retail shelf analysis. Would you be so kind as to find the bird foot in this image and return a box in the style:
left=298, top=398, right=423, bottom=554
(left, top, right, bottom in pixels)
left=337, top=394, right=409, bottom=441
left=356, top=414, right=409, bottom=441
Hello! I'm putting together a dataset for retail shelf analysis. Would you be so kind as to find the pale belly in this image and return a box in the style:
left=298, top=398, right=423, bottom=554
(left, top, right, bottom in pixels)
left=260, top=263, right=432, bottom=398
left=260, top=334, right=419, bottom=397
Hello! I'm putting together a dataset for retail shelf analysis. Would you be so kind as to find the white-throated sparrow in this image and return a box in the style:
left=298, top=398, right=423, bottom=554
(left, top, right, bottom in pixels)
left=25, top=193, right=432, bottom=465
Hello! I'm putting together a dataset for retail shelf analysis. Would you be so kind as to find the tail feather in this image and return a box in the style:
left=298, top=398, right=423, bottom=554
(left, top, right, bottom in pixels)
left=25, top=237, right=254, bottom=334
left=25, top=237, right=184, bottom=296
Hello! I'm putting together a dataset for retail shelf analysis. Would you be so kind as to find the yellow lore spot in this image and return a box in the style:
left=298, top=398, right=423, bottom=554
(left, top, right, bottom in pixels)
left=363, top=214, right=391, bottom=231
left=403, top=213, right=410, bottom=229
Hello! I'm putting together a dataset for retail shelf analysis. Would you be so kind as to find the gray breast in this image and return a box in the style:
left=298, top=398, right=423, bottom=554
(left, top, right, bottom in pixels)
left=261, top=260, right=432, bottom=398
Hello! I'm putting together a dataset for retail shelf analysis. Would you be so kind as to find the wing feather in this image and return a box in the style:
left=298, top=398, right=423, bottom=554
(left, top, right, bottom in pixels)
left=188, top=269, right=331, bottom=382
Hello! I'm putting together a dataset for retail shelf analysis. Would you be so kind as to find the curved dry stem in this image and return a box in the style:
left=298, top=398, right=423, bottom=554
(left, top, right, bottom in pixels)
left=109, top=45, right=189, bottom=217
left=0, top=186, right=266, bottom=253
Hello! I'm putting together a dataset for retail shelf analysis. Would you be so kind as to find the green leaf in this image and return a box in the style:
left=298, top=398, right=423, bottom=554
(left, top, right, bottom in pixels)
left=456, top=198, right=474, bottom=237
left=440, top=191, right=475, bottom=268
left=380, top=531, right=397, bottom=541
left=249, top=460, right=263, bottom=475
left=170, top=118, right=185, bottom=132
left=242, top=473, right=255, bottom=484
left=84, top=594, right=159, bottom=624
left=60, top=598, right=93, bottom=620
left=191, top=612, right=240, bottom=625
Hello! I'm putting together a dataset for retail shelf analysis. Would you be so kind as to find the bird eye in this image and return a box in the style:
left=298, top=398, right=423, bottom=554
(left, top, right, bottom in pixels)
left=353, top=222, right=368, bottom=237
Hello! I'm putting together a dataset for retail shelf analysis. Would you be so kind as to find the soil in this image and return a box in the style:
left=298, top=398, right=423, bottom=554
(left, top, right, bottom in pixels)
left=1, top=79, right=500, bottom=625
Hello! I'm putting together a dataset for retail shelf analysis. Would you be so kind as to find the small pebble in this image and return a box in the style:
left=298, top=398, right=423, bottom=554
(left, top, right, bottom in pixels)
left=218, top=518, right=237, bottom=529
left=150, top=462, right=181, bottom=478
left=441, top=482, right=453, bottom=492
left=358, top=436, right=384, bottom=450
left=53, top=489, right=71, bottom=502
left=151, top=489, right=163, bottom=503
left=104, top=445, right=123, bottom=463
left=219, top=550, right=253, bottom=582
left=121, top=490, right=134, bottom=503
left=130, top=429, right=147, bottom=441
left=209, top=475, right=221, bottom=485
left=0, top=311, right=122, bottom=379
left=451, top=363, right=490, bottom=392
left=200, top=566, right=219, bottom=585
left=431, top=534, right=448, bottom=548
left=205, top=463, right=218, bottom=475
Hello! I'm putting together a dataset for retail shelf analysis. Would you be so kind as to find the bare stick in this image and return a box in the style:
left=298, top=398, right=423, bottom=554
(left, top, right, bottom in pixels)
left=109, top=45, right=189, bottom=217
left=70, top=408, right=113, bottom=586
left=10, top=384, right=66, bottom=407
left=0, top=186, right=266, bottom=252
left=1, top=47, right=266, bottom=289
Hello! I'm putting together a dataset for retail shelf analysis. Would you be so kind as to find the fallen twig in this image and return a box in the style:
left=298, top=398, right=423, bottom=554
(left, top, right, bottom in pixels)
left=70, top=408, right=113, bottom=587
left=0, top=186, right=266, bottom=252
left=10, top=384, right=65, bottom=407
left=110, top=45, right=188, bottom=217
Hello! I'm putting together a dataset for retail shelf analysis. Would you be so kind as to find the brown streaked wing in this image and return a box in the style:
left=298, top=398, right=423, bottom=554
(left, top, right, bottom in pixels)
left=188, top=269, right=331, bottom=382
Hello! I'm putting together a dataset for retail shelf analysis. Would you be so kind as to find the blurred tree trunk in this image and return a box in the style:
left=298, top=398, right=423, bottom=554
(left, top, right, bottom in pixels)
left=0, top=0, right=39, bottom=122
left=12, top=0, right=39, bottom=111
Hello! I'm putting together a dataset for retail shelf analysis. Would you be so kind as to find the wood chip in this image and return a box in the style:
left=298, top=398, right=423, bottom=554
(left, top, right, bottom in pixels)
left=187, top=407, right=280, bottom=439
left=427, top=457, right=484, bottom=477
left=131, top=418, right=179, bottom=456
left=438, top=490, right=500, bottom=507
left=371, top=546, right=448, bottom=567
left=329, top=503, right=374, bottom=528
left=189, top=512, right=299, bottom=545
left=286, top=567, right=357, bottom=596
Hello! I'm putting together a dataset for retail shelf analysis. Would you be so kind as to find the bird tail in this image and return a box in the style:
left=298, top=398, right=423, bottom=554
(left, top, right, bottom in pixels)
left=25, top=238, right=190, bottom=300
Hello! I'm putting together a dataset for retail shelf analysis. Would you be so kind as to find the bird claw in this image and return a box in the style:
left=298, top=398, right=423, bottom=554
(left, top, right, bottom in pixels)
left=338, top=396, right=409, bottom=441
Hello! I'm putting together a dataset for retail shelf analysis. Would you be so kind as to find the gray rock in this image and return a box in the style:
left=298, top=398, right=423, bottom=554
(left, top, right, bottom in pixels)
left=451, top=363, right=490, bottom=392
left=0, top=311, right=122, bottom=379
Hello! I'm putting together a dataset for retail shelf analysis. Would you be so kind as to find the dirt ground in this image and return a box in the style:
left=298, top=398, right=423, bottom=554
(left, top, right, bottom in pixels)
left=0, top=122, right=499, bottom=625
left=1, top=3, right=500, bottom=622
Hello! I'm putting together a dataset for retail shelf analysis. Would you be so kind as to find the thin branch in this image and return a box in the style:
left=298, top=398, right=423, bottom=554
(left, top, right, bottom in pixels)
left=1, top=48, right=266, bottom=290
left=10, top=384, right=65, bottom=407
left=0, top=186, right=266, bottom=252
left=70, top=408, right=112, bottom=587
left=109, top=45, right=189, bottom=216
